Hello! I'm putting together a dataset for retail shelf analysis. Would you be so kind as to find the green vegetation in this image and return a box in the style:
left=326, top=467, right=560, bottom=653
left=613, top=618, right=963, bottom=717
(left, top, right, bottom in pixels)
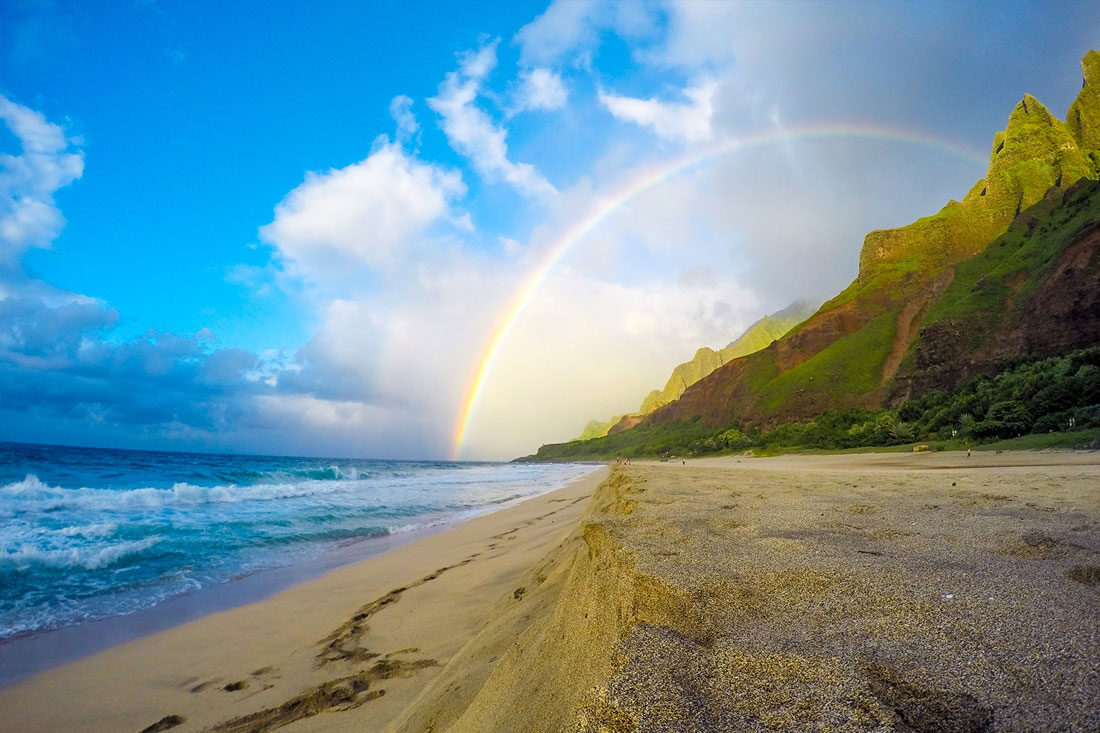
left=858, top=93, right=1096, bottom=285
left=920, top=178, right=1100, bottom=329
left=757, top=308, right=897, bottom=410
left=1067, top=50, right=1100, bottom=150
left=524, top=348, right=1100, bottom=460
left=577, top=418, right=620, bottom=441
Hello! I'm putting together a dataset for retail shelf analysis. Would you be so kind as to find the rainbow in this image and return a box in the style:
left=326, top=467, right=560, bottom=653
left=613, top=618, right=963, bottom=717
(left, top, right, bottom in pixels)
left=451, top=123, right=988, bottom=459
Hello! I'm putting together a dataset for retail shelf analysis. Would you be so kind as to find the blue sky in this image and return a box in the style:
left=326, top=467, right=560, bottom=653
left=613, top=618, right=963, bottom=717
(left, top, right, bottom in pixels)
left=2, top=1, right=1099, bottom=459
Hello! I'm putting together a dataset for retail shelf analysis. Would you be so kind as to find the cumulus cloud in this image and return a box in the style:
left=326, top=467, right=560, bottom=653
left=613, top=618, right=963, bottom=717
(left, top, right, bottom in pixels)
left=0, top=294, right=117, bottom=369
left=0, top=95, right=85, bottom=266
left=514, top=67, right=569, bottom=112
left=428, top=40, right=557, bottom=199
left=599, top=80, right=717, bottom=143
left=515, top=0, right=598, bottom=66
left=0, top=97, right=272, bottom=453
left=259, top=138, right=466, bottom=285
left=0, top=293, right=267, bottom=446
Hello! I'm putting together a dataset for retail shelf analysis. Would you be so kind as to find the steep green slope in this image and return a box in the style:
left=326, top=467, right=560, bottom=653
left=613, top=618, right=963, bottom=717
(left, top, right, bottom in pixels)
left=892, top=176, right=1100, bottom=397
left=574, top=301, right=812, bottom=440
left=646, top=51, right=1100, bottom=430
left=638, top=301, right=814, bottom=414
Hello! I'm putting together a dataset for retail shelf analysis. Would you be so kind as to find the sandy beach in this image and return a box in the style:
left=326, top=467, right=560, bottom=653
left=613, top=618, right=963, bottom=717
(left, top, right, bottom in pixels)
left=0, top=467, right=607, bottom=733
left=396, top=450, right=1099, bottom=732
left=4, top=451, right=1099, bottom=732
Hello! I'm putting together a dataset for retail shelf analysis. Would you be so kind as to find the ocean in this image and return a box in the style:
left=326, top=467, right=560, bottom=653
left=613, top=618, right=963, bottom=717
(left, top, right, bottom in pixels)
left=0, top=441, right=596, bottom=641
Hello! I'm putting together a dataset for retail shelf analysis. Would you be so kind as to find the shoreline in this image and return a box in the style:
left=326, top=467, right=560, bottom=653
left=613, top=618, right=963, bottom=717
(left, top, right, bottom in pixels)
left=0, top=466, right=601, bottom=688
left=0, top=466, right=608, bottom=733
left=0, top=520, right=445, bottom=688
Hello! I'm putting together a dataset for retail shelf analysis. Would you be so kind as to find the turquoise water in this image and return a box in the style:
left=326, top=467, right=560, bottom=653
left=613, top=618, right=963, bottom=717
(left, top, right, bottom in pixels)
left=0, top=441, right=595, bottom=640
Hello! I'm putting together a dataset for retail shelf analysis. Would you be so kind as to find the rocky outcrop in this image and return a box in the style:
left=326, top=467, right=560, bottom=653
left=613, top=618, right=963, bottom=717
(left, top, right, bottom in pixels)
left=606, top=414, right=644, bottom=435
left=859, top=94, right=1091, bottom=280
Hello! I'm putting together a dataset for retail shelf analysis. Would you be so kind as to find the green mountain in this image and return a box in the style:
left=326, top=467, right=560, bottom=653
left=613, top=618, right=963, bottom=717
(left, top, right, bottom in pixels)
left=574, top=301, right=813, bottom=440
left=645, top=50, right=1100, bottom=430
left=539, top=50, right=1100, bottom=456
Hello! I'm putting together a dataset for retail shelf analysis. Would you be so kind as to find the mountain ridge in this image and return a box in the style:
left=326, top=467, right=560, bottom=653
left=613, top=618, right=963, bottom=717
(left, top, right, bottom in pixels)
left=533, top=51, right=1100, bottom=461
left=575, top=300, right=814, bottom=440
left=643, top=50, right=1100, bottom=431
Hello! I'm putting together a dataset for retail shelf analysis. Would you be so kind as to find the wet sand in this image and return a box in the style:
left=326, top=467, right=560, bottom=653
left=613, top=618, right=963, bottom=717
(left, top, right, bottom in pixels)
left=0, top=468, right=607, bottom=733
left=0, top=522, right=450, bottom=688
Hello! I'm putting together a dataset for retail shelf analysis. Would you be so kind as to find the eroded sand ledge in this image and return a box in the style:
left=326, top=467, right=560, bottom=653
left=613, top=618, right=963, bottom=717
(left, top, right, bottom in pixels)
left=394, top=452, right=1100, bottom=732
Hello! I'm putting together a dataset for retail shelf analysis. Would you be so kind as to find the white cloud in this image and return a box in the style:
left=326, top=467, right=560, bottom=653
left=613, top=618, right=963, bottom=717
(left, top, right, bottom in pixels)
left=499, top=235, right=522, bottom=257
left=460, top=40, right=498, bottom=79
left=0, top=94, right=85, bottom=266
left=514, top=67, right=569, bottom=112
left=250, top=392, right=441, bottom=458
left=599, top=81, right=717, bottom=143
left=259, top=138, right=465, bottom=285
left=428, top=41, right=557, bottom=199
left=514, top=0, right=659, bottom=67
left=225, top=263, right=273, bottom=297
left=389, top=94, right=420, bottom=145
left=515, top=1, right=598, bottom=66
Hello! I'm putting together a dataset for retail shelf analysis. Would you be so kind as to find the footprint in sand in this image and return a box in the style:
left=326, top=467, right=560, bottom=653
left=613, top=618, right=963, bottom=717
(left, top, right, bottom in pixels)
left=189, top=677, right=223, bottom=693
left=139, top=714, right=186, bottom=732
left=210, top=658, right=439, bottom=733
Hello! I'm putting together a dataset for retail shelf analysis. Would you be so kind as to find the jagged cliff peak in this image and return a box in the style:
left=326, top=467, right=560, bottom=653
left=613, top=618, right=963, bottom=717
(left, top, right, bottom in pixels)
left=1068, top=50, right=1100, bottom=150
left=991, top=94, right=1080, bottom=172
left=858, top=67, right=1098, bottom=282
